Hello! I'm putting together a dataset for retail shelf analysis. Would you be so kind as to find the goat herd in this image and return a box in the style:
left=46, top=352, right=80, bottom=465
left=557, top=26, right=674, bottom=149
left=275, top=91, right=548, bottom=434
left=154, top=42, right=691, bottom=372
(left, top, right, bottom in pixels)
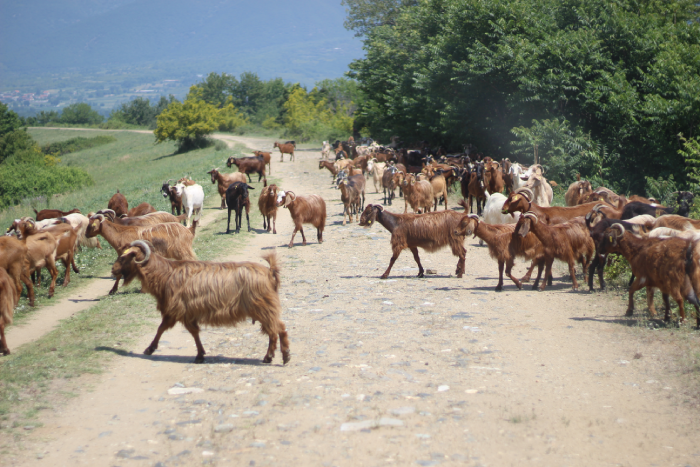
left=0, top=137, right=698, bottom=367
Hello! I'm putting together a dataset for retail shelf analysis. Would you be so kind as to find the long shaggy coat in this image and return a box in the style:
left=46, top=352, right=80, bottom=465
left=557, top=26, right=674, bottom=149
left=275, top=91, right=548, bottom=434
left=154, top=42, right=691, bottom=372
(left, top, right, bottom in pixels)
left=0, top=267, right=18, bottom=355
left=112, top=243, right=289, bottom=364
left=258, top=184, right=279, bottom=234
left=359, top=205, right=467, bottom=279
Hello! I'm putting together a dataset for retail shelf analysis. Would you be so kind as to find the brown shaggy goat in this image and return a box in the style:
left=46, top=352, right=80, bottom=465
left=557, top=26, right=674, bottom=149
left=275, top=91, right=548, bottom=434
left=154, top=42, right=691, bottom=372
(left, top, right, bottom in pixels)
left=359, top=205, right=467, bottom=279
left=33, top=208, right=81, bottom=221
left=112, top=240, right=290, bottom=364
left=0, top=267, right=18, bottom=355
left=276, top=191, right=326, bottom=247
left=564, top=176, right=593, bottom=206
left=127, top=202, right=157, bottom=217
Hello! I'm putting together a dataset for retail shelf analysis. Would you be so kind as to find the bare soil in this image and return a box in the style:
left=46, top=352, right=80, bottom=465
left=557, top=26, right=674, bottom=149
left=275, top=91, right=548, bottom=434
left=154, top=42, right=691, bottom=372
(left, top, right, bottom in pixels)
left=5, top=136, right=700, bottom=466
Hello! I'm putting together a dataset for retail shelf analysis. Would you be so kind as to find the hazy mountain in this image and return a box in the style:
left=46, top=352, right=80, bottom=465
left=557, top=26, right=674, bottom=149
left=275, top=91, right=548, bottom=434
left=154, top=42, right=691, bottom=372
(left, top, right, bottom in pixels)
left=0, top=0, right=361, bottom=85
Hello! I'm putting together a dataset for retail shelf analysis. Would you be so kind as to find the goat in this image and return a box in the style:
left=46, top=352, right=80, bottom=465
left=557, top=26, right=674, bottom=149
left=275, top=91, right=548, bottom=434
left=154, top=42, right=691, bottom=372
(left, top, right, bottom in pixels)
left=585, top=217, right=650, bottom=291
left=161, top=179, right=183, bottom=215
left=111, top=240, right=290, bottom=363
left=359, top=205, right=467, bottom=278
left=276, top=191, right=326, bottom=247
left=367, top=158, right=386, bottom=194
left=521, top=170, right=553, bottom=207
left=515, top=212, right=594, bottom=291
left=207, top=168, right=246, bottom=209
left=565, top=176, right=593, bottom=206
left=127, top=202, right=156, bottom=218
left=382, top=166, right=399, bottom=205
left=483, top=160, right=504, bottom=195
left=466, top=194, right=521, bottom=246
left=579, top=186, right=621, bottom=206
left=15, top=220, right=59, bottom=299
left=462, top=164, right=487, bottom=215
left=174, top=182, right=204, bottom=228
left=400, top=173, right=433, bottom=214
left=61, top=212, right=102, bottom=250
left=427, top=171, right=448, bottom=211
left=319, top=160, right=339, bottom=182
left=253, top=150, right=272, bottom=174
left=338, top=178, right=362, bottom=225
left=600, top=223, right=700, bottom=326
left=21, top=220, right=79, bottom=287
left=502, top=187, right=606, bottom=225
left=454, top=213, right=547, bottom=291
left=0, top=267, right=18, bottom=355
left=226, top=155, right=267, bottom=184
left=108, top=190, right=128, bottom=217
left=321, top=141, right=332, bottom=160
left=258, top=184, right=279, bottom=234
left=651, top=214, right=700, bottom=231
left=86, top=214, right=197, bottom=294
left=0, top=236, right=34, bottom=306
left=226, top=182, right=254, bottom=234
left=33, top=208, right=81, bottom=221
left=274, top=141, right=295, bottom=162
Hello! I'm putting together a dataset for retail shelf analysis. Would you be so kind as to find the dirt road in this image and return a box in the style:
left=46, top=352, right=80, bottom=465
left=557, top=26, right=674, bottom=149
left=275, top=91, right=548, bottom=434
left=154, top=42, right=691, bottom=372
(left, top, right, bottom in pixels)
left=8, top=138, right=700, bottom=466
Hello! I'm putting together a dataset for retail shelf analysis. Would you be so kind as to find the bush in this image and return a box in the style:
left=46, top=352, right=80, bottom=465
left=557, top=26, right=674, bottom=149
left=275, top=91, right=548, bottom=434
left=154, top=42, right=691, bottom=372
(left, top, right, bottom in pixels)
left=59, top=103, right=104, bottom=125
left=41, top=135, right=116, bottom=156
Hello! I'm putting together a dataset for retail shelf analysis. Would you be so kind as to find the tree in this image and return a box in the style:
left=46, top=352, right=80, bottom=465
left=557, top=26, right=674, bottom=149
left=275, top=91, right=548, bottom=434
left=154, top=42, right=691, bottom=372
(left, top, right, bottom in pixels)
left=341, top=0, right=419, bottom=37
left=197, top=72, right=238, bottom=108
left=154, top=87, right=222, bottom=151
left=0, top=103, right=23, bottom=137
left=59, top=103, right=103, bottom=125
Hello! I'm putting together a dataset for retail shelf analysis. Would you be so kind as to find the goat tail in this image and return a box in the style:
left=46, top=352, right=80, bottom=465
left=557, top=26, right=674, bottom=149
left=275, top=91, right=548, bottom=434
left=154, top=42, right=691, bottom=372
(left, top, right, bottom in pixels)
left=33, top=208, right=39, bottom=216
left=262, top=250, right=281, bottom=292
left=176, top=213, right=187, bottom=222
left=458, top=199, right=469, bottom=211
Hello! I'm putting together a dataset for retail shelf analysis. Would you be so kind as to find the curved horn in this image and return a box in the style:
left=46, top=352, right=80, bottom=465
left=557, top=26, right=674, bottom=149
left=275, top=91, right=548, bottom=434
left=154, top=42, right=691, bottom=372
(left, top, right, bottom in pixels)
left=592, top=204, right=606, bottom=213
left=516, top=187, right=534, bottom=201
left=91, top=214, right=105, bottom=222
left=375, top=205, right=384, bottom=212
left=130, top=240, right=152, bottom=264
left=611, top=223, right=625, bottom=236
left=288, top=191, right=296, bottom=202
left=468, top=214, right=479, bottom=220
left=166, top=179, right=174, bottom=184
left=523, top=211, right=538, bottom=221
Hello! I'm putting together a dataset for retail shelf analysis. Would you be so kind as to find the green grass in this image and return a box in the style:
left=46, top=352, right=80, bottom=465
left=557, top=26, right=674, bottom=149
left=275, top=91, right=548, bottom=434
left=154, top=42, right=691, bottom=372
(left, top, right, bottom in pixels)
left=0, top=128, right=280, bottom=447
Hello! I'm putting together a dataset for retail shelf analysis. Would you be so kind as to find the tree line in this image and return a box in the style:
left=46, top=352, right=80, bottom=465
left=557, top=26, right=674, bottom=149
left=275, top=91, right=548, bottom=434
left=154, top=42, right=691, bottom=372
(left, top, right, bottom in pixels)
left=345, top=0, right=700, bottom=194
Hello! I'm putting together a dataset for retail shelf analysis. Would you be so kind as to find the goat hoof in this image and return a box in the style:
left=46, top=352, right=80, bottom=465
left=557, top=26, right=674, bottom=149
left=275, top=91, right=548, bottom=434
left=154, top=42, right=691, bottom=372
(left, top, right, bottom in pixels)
left=262, top=356, right=273, bottom=364
left=625, top=310, right=634, bottom=317
left=380, top=275, right=389, bottom=280
left=417, top=273, right=424, bottom=278
left=282, top=352, right=291, bottom=364
left=288, top=243, right=294, bottom=248
left=2, top=349, right=10, bottom=356
left=194, top=355, right=205, bottom=364
left=144, top=347, right=155, bottom=355
left=495, top=286, right=502, bottom=292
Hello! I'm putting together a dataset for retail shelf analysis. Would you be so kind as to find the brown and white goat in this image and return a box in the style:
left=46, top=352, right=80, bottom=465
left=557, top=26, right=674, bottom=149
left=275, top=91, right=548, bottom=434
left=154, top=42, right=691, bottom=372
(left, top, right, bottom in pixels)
left=20, top=219, right=79, bottom=287
left=112, top=240, right=290, bottom=364
left=515, top=212, right=594, bottom=291
left=359, top=205, right=467, bottom=279
left=15, top=221, right=59, bottom=299
left=276, top=191, right=326, bottom=247
left=0, top=267, right=18, bottom=355
left=258, top=184, right=279, bottom=234
left=600, top=223, right=700, bottom=326
left=455, top=214, right=548, bottom=291
left=86, top=214, right=197, bottom=294
left=96, top=209, right=184, bottom=226
left=33, top=208, right=81, bottom=221
left=207, top=168, right=246, bottom=209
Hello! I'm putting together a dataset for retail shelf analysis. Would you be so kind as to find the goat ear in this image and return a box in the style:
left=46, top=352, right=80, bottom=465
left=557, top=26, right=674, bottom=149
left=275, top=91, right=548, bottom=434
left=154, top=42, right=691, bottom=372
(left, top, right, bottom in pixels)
left=518, top=220, right=530, bottom=237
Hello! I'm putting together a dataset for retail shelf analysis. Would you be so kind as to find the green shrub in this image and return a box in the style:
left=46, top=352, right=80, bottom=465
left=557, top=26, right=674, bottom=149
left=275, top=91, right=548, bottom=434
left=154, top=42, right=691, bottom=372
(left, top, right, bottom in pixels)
left=41, top=135, right=116, bottom=156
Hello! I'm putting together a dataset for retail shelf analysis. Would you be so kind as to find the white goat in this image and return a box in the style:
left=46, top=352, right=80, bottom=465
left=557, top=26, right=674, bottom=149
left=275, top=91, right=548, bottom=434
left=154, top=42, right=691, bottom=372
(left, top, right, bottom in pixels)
left=478, top=192, right=521, bottom=246
left=175, top=183, right=204, bottom=228
left=61, top=212, right=102, bottom=250
left=321, top=141, right=332, bottom=160
left=367, top=158, right=386, bottom=193
left=519, top=165, right=553, bottom=206
left=509, top=163, right=528, bottom=192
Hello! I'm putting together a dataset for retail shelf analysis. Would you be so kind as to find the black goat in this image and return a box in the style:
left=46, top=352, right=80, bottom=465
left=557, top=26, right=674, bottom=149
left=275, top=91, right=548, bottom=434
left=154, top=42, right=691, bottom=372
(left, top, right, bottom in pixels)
left=160, top=179, right=182, bottom=215
left=226, top=182, right=255, bottom=234
left=620, top=192, right=695, bottom=220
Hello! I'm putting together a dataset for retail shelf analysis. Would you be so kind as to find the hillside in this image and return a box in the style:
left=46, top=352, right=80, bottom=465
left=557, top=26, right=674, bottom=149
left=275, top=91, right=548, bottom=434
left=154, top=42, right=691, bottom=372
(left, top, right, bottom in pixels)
left=0, top=0, right=361, bottom=86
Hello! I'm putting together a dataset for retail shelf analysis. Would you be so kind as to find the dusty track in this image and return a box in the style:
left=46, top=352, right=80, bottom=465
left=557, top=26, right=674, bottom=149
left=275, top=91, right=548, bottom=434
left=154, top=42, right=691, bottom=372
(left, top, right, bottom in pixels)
left=6, top=136, right=700, bottom=466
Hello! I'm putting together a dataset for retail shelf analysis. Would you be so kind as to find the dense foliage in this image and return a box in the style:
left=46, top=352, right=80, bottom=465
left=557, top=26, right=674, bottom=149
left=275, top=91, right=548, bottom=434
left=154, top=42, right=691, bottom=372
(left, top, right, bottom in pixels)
left=0, top=107, right=94, bottom=209
left=108, top=96, right=175, bottom=129
left=26, top=103, right=104, bottom=126
left=41, top=135, right=117, bottom=157
left=348, top=0, right=700, bottom=193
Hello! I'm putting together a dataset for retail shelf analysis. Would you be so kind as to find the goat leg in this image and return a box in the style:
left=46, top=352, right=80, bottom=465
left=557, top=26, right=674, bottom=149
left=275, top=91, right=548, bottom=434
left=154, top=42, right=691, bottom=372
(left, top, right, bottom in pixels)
left=71, top=255, right=80, bottom=274
left=539, top=258, right=554, bottom=291
left=567, top=260, right=579, bottom=291
left=183, top=320, right=206, bottom=364
left=300, top=227, right=307, bottom=246
left=496, top=260, right=505, bottom=292
left=317, top=227, right=323, bottom=244
left=506, top=259, right=523, bottom=289
left=21, top=269, right=35, bottom=307
left=626, top=278, right=645, bottom=316
left=145, top=316, right=177, bottom=356
left=46, top=258, right=58, bottom=298
left=662, top=293, right=671, bottom=322
left=246, top=210, right=251, bottom=232
left=381, top=253, right=401, bottom=279
left=520, top=260, right=537, bottom=283
left=262, top=330, right=278, bottom=364
left=279, top=327, right=291, bottom=364
left=109, top=274, right=122, bottom=295
left=410, top=247, right=425, bottom=278
left=288, top=227, right=299, bottom=248
left=272, top=215, right=277, bottom=235
left=0, top=322, right=9, bottom=356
